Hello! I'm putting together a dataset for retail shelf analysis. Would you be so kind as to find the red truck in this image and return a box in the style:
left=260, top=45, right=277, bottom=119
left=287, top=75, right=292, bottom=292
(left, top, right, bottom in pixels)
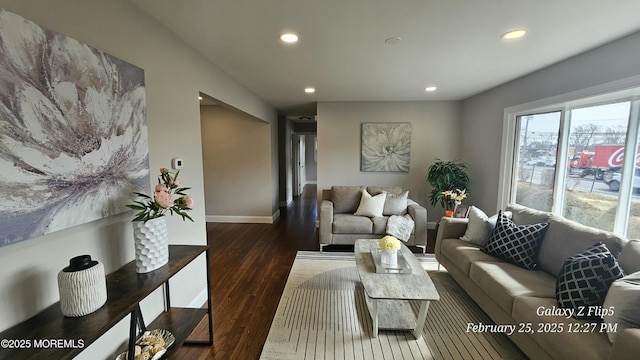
left=569, top=144, right=640, bottom=180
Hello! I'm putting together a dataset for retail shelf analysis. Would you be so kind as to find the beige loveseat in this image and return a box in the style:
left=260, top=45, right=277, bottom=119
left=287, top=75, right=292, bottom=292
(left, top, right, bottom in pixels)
left=435, top=203, right=640, bottom=360
left=319, top=186, right=428, bottom=252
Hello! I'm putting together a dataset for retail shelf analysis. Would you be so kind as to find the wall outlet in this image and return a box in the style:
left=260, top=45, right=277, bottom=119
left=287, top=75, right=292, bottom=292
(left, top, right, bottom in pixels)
left=172, top=158, right=184, bottom=169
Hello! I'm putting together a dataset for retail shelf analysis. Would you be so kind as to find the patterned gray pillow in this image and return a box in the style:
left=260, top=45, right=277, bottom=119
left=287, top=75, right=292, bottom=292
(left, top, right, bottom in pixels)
left=556, top=242, right=625, bottom=319
left=482, top=211, right=548, bottom=270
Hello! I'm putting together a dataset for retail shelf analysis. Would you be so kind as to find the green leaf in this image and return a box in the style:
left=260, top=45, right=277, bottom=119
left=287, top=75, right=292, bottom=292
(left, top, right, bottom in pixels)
left=133, top=192, right=151, bottom=199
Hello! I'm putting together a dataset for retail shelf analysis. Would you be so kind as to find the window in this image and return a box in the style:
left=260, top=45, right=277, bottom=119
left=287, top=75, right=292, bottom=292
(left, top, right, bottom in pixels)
left=502, top=85, right=640, bottom=238
left=513, top=112, right=561, bottom=212
left=561, top=102, right=631, bottom=232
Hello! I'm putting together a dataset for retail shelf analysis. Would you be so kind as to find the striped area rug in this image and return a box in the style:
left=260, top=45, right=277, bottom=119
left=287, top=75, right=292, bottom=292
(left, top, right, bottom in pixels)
left=260, top=251, right=527, bottom=360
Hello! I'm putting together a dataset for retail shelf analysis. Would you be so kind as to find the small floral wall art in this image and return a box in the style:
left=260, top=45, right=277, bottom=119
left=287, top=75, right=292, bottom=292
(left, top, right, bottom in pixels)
left=361, top=122, right=411, bottom=172
left=0, top=10, right=149, bottom=247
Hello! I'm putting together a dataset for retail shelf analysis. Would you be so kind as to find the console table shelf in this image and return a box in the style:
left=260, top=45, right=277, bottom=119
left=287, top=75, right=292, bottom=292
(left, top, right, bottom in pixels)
left=0, top=245, right=213, bottom=360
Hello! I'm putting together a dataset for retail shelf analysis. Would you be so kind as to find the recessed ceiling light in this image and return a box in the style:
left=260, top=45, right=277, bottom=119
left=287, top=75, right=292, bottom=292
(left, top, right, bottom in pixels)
left=279, top=33, right=299, bottom=43
left=425, top=86, right=437, bottom=92
left=198, top=96, right=203, bottom=100
left=501, top=29, right=526, bottom=40
left=304, top=87, right=316, bottom=94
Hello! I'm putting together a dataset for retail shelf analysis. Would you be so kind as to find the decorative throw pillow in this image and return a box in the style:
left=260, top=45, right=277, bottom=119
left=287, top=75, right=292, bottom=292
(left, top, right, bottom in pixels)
left=482, top=211, right=548, bottom=269
left=556, top=243, right=626, bottom=319
left=383, top=191, right=409, bottom=216
left=353, top=189, right=386, bottom=217
left=602, top=271, right=640, bottom=343
left=460, top=207, right=512, bottom=246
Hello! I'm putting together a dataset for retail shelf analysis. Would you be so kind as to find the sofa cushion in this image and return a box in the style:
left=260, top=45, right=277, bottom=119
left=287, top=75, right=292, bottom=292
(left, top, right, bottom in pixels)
left=383, top=191, right=409, bottom=216
left=371, top=216, right=388, bottom=235
left=460, top=206, right=512, bottom=246
left=469, top=261, right=556, bottom=315
left=618, top=239, right=640, bottom=274
left=331, top=186, right=365, bottom=214
left=556, top=243, right=625, bottom=319
left=505, top=203, right=551, bottom=225
left=441, top=238, right=500, bottom=275
left=538, top=214, right=627, bottom=276
left=332, top=214, right=373, bottom=234
left=354, top=189, right=386, bottom=217
left=483, top=211, right=548, bottom=270
left=603, top=271, right=640, bottom=343
left=512, top=296, right=613, bottom=360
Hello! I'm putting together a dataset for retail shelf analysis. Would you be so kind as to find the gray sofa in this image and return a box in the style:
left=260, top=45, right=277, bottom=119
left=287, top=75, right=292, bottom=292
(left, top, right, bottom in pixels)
left=435, top=203, right=640, bottom=360
left=319, top=186, right=428, bottom=252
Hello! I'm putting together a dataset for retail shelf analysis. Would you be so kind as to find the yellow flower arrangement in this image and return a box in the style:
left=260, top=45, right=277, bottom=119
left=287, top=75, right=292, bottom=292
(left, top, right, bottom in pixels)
left=379, top=235, right=401, bottom=251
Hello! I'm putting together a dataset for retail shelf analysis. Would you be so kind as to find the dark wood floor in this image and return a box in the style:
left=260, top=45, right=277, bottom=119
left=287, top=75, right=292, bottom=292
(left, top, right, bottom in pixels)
left=175, top=184, right=434, bottom=359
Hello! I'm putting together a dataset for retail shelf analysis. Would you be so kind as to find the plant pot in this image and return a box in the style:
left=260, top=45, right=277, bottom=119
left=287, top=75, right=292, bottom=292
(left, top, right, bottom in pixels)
left=133, top=217, right=169, bottom=273
left=445, top=210, right=454, bottom=218
left=381, top=249, right=398, bottom=267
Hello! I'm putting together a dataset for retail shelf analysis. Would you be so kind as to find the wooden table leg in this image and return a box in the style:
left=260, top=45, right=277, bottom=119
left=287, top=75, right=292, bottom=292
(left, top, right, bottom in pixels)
left=411, top=301, right=430, bottom=340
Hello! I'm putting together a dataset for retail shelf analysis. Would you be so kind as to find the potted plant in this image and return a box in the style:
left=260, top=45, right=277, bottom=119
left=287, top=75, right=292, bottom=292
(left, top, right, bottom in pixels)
left=426, top=158, right=471, bottom=212
left=127, top=168, right=194, bottom=273
left=441, top=189, right=467, bottom=217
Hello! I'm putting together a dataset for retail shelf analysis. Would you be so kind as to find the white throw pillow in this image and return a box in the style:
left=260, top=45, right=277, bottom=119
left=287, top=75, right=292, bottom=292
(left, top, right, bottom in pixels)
left=460, top=206, right=511, bottom=246
left=354, top=189, right=386, bottom=217
left=603, top=271, right=640, bottom=343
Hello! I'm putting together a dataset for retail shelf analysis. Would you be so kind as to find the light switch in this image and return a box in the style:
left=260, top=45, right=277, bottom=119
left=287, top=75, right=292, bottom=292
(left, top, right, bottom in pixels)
left=172, top=158, right=184, bottom=169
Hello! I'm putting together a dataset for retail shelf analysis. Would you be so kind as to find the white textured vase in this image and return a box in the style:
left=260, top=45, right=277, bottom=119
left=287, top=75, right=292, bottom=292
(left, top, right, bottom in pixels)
left=58, top=262, right=107, bottom=317
left=133, top=217, right=169, bottom=273
left=381, top=249, right=398, bottom=267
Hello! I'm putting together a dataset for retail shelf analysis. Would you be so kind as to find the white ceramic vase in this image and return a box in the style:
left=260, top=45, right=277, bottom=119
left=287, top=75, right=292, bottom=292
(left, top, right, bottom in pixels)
left=381, top=249, right=398, bottom=267
left=57, top=261, right=107, bottom=317
left=133, top=217, right=169, bottom=273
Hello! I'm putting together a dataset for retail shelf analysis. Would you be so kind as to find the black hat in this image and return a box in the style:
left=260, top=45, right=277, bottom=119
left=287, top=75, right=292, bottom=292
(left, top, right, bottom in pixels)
left=63, top=255, right=99, bottom=272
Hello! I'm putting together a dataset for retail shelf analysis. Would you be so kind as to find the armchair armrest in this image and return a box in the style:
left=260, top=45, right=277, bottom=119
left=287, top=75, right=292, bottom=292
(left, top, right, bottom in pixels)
left=319, top=200, right=334, bottom=246
left=434, top=217, right=469, bottom=261
left=609, top=328, right=640, bottom=360
left=407, top=202, right=428, bottom=250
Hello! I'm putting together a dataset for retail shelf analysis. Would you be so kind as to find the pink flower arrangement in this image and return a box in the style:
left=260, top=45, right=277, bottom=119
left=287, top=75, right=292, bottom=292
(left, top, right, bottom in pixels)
left=127, top=168, right=194, bottom=222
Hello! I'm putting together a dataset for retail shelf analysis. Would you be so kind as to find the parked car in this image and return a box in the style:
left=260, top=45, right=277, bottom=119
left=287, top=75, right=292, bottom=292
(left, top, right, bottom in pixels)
left=608, top=168, right=640, bottom=191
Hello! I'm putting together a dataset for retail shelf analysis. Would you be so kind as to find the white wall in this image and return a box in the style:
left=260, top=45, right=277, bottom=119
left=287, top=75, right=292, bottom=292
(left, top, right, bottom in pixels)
left=317, top=101, right=462, bottom=222
left=201, top=105, right=276, bottom=223
left=461, top=31, right=640, bottom=213
left=0, top=0, right=276, bottom=357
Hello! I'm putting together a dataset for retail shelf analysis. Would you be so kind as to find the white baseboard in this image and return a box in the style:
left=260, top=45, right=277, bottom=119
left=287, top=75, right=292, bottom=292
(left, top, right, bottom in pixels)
left=305, top=181, right=317, bottom=185
left=272, top=209, right=281, bottom=222
left=189, top=288, right=209, bottom=308
left=206, top=215, right=274, bottom=224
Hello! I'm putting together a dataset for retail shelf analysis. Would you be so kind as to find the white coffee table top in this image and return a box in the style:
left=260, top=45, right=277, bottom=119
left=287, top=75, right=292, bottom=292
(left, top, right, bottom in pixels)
left=355, top=239, right=440, bottom=301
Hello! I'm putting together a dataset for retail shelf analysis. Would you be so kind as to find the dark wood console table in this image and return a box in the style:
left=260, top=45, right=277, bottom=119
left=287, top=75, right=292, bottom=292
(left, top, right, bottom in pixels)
left=0, top=245, right=213, bottom=360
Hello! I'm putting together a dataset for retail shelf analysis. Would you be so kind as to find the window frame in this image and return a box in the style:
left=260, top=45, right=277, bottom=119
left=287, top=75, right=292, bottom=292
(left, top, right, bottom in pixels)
left=499, top=75, right=640, bottom=237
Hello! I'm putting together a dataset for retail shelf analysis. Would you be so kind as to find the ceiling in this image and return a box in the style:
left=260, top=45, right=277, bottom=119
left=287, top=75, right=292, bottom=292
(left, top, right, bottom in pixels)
left=130, top=0, right=640, bottom=117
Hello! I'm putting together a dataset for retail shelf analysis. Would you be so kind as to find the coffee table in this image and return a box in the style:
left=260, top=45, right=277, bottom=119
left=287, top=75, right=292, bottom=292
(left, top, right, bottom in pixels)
left=354, top=239, right=440, bottom=339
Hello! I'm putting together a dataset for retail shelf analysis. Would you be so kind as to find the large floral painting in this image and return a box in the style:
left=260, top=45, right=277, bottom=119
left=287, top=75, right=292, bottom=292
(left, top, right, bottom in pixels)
left=361, top=122, right=411, bottom=172
left=0, top=10, right=149, bottom=247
